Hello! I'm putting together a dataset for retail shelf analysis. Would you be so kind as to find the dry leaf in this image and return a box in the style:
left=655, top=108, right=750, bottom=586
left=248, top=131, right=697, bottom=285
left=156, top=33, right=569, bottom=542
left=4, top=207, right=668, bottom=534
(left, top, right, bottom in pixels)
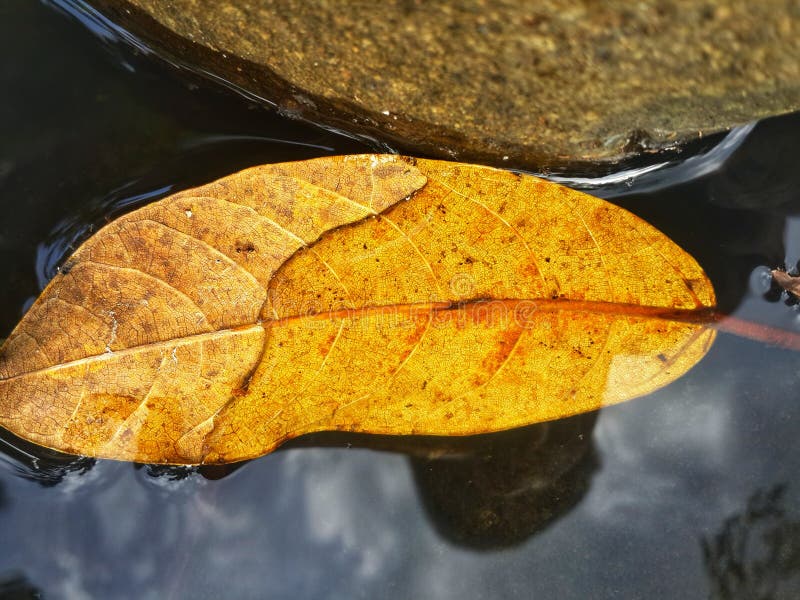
left=772, top=270, right=800, bottom=297
left=0, top=155, right=716, bottom=464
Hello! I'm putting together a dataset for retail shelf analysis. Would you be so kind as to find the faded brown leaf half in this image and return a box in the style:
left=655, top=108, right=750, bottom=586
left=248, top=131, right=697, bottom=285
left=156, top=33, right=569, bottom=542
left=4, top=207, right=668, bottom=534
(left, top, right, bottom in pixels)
left=0, top=155, right=716, bottom=464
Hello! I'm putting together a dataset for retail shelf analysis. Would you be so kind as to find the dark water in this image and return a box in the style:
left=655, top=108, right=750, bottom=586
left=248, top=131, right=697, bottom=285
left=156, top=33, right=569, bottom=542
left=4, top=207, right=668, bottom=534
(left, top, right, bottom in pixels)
left=1, top=1, right=800, bottom=598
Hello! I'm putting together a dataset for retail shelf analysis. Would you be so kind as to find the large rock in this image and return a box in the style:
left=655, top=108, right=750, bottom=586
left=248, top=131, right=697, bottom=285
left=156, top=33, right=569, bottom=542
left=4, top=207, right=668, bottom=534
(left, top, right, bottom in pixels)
left=89, top=0, right=800, bottom=170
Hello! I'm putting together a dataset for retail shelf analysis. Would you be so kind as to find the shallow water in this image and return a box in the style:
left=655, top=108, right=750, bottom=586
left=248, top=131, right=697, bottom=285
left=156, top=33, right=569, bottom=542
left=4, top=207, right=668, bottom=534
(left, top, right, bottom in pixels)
left=1, top=2, right=800, bottom=598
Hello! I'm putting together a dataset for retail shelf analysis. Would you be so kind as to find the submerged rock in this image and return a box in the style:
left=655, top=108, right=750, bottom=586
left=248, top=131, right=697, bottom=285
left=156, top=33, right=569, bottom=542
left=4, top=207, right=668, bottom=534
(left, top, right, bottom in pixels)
left=88, top=0, right=800, bottom=170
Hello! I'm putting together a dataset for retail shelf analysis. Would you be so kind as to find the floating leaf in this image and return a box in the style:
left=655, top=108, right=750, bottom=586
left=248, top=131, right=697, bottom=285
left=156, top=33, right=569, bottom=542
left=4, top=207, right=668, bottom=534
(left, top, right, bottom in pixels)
left=0, top=155, right=716, bottom=464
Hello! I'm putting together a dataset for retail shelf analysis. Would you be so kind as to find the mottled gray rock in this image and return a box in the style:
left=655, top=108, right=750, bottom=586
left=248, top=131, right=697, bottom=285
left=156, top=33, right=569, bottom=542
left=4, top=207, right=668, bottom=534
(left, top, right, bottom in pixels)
left=89, top=0, right=800, bottom=170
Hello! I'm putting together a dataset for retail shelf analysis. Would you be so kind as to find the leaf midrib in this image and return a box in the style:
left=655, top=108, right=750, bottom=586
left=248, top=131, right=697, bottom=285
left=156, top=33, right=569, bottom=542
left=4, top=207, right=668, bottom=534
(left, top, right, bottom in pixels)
left=0, top=297, right=715, bottom=382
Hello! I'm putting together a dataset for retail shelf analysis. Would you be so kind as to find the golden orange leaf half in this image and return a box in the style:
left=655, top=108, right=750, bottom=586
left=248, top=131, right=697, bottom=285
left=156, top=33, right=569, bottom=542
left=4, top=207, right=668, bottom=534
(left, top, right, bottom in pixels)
left=0, top=155, right=716, bottom=464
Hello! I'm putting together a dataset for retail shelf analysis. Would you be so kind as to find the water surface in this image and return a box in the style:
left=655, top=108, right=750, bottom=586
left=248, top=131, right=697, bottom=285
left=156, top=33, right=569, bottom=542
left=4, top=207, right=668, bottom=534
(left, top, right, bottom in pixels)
left=1, top=2, right=799, bottom=598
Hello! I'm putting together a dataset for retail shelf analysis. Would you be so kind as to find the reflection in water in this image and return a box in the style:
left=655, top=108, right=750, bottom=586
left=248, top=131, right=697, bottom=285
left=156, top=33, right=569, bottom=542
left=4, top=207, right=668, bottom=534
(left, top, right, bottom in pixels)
left=0, top=411, right=604, bottom=550
left=291, top=413, right=599, bottom=549
left=547, top=124, right=751, bottom=198
left=411, top=413, right=598, bottom=549
left=0, top=571, right=43, bottom=599
left=135, top=462, right=245, bottom=481
left=703, top=485, right=800, bottom=600
left=0, top=426, right=245, bottom=487
left=708, top=113, right=800, bottom=215
left=135, top=464, right=198, bottom=481
left=549, top=110, right=800, bottom=213
left=0, top=414, right=596, bottom=552
left=0, top=429, right=95, bottom=487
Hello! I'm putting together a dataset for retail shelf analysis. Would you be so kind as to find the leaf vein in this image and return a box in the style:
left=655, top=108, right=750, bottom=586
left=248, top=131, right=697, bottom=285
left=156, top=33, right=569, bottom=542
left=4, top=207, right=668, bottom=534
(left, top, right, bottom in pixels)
left=434, top=177, right=549, bottom=291
left=380, top=214, right=447, bottom=297
left=139, top=218, right=266, bottom=294
left=82, top=260, right=211, bottom=327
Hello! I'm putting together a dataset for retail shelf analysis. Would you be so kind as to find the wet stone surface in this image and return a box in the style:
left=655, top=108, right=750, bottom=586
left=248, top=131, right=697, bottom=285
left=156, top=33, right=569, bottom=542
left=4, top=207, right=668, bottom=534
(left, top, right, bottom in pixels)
left=87, top=0, right=800, bottom=171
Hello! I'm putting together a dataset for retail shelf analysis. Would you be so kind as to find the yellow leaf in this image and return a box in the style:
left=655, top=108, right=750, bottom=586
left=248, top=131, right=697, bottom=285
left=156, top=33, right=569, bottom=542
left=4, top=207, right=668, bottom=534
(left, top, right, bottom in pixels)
left=0, top=155, right=716, bottom=464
